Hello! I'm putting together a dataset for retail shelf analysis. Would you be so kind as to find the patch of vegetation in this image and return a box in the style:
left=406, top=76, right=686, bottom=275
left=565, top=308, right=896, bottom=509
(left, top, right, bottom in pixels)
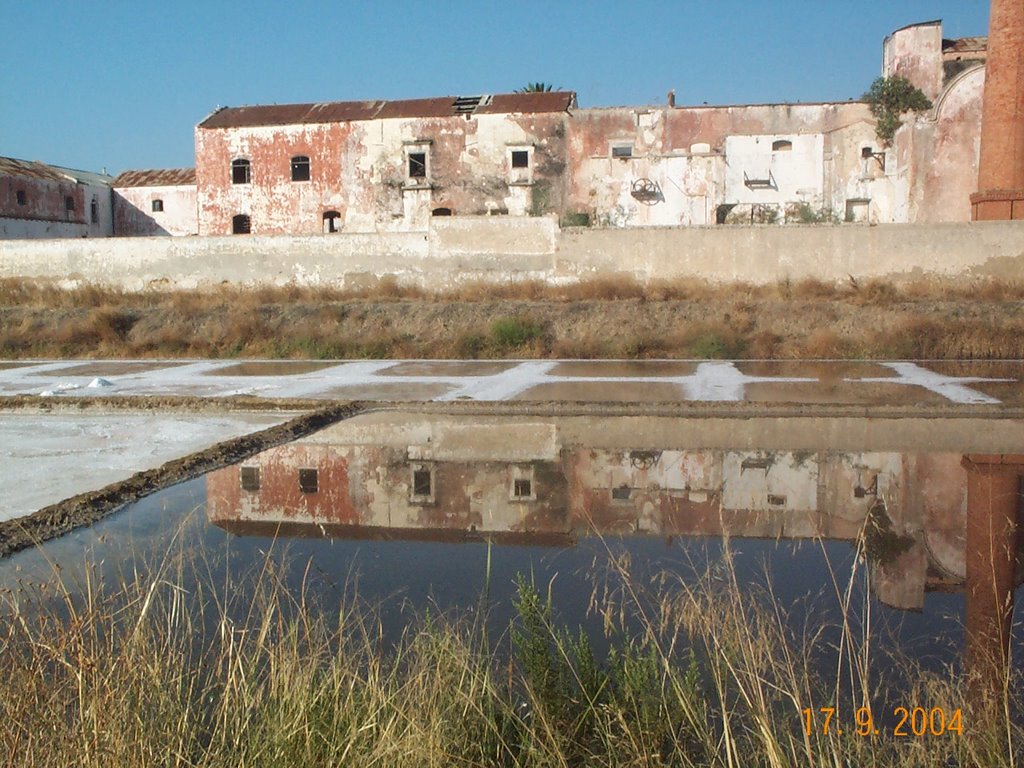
left=559, top=211, right=591, bottom=228
left=785, top=202, right=839, bottom=224
left=490, top=316, right=543, bottom=350
left=862, top=501, right=915, bottom=567
left=863, top=76, right=933, bottom=145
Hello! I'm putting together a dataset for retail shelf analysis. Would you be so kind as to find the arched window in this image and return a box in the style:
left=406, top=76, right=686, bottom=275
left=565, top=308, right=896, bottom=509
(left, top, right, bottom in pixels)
left=772, top=139, right=793, bottom=152
left=431, top=207, right=452, bottom=216
left=322, top=210, right=341, bottom=233
left=231, top=158, right=251, bottom=184
left=291, top=155, right=311, bottom=182
left=232, top=214, right=251, bottom=234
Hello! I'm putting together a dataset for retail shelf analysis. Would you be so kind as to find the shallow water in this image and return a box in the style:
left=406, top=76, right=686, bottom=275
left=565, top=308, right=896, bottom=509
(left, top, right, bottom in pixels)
left=2, top=410, right=1022, bottom=720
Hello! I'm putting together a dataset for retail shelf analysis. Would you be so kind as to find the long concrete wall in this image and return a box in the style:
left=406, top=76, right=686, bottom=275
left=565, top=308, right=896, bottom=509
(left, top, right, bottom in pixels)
left=2, top=217, right=1023, bottom=289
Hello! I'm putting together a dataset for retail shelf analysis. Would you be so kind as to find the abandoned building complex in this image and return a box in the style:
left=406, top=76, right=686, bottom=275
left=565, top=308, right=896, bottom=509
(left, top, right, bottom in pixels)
left=0, top=17, right=1013, bottom=240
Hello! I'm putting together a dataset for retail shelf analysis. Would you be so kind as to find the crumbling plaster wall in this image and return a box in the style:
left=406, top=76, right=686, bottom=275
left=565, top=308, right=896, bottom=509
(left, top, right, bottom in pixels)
left=883, top=22, right=945, bottom=103
left=114, top=184, right=198, bottom=236
left=195, top=111, right=569, bottom=236
left=4, top=217, right=1024, bottom=289
left=567, top=102, right=886, bottom=226
left=0, top=174, right=110, bottom=239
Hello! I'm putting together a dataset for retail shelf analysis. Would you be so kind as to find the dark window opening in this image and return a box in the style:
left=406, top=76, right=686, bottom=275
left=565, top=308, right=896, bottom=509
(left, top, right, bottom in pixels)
left=413, top=468, right=432, bottom=497
left=408, top=152, right=427, bottom=179
left=152, top=199, right=164, bottom=213
left=291, top=155, right=310, bottom=182
left=772, top=139, right=793, bottom=152
left=861, top=146, right=875, bottom=159
left=65, top=196, right=75, bottom=212
left=240, top=466, right=260, bottom=491
left=322, top=210, right=341, bottom=233
left=511, top=150, right=529, bottom=168
left=90, top=197, right=99, bottom=223
left=612, top=485, right=632, bottom=501
left=231, top=158, right=251, bottom=184
left=432, top=207, right=452, bottom=216
left=767, top=494, right=787, bottom=506
left=15, top=190, right=26, bottom=206
left=513, top=478, right=532, bottom=499
left=232, top=214, right=251, bottom=234
left=611, top=144, right=633, bottom=159
left=299, top=468, right=318, bottom=493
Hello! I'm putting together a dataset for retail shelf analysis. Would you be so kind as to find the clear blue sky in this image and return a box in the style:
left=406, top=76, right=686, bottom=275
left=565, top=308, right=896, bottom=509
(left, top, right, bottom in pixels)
left=0, top=1, right=990, bottom=176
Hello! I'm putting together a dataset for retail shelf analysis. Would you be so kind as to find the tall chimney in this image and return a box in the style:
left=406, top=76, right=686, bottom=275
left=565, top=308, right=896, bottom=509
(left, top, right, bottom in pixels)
left=971, top=0, right=1024, bottom=220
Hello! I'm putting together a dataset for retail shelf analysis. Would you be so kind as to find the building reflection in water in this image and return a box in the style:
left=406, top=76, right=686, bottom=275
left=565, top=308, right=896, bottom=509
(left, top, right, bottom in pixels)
left=207, top=412, right=1023, bottom=703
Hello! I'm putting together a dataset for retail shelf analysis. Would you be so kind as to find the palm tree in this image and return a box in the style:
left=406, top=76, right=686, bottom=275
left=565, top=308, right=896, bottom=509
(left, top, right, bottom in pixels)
left=516, top=82, right=557, bottom=93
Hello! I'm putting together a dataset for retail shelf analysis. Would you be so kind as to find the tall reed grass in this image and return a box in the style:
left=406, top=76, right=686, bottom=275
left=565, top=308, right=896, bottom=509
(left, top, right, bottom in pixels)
left=0, top=524, right=1017, bottom=767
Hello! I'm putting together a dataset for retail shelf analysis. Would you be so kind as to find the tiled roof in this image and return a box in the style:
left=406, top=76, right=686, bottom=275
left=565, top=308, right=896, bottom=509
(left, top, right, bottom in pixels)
left=199, top=91, right=576, bottom=129
left=113, top=168, right=196, bottom=187
left=0, top=156, right=73, bottom=182
left=943, top=36, right=987, bottom=54
left=0, top=156, right=113, bottom=185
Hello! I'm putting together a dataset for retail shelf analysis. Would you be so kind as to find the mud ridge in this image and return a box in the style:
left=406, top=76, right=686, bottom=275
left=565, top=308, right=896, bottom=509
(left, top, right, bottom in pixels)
left=0, top=402, right=365, bottom=558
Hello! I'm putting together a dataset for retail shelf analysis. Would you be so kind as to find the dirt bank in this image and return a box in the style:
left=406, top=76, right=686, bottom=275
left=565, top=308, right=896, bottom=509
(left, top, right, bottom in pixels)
left=4, top=277, right=1024, bottom=360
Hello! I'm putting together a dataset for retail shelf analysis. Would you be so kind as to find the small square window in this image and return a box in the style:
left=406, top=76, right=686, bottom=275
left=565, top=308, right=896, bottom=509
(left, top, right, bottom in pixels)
left=152, top=199, right=164, bottom=213
left=299, top=468, right=318, bottom=493
left=65, top=196, right=75, bottom=211
left=611, top=144, right=633, bottom=159
left=511, top=150, right=529, bottom=169
left=16, top=190, right=27, bottom=205
left=612, top=485, right=632, bottom=501
left=513, top=478, right=532, bottom=498
left=240, top=466, right=260, bottom=491
left=408, top=152, right=427, bottom=179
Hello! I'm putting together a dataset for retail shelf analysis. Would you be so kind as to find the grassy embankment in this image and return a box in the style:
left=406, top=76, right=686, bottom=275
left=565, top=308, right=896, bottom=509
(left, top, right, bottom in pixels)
left=0, top=537, right=1017, bottom=767
left=4, top=275, right=1024, bottom=359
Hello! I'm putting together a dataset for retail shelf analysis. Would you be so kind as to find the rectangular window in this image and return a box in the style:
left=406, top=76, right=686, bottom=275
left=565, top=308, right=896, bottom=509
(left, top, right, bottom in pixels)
left=152, top=199, right=164, bottom=213
left=511, top=150, right=529, bottom=169
left=513, top=478, right=532, bottom=498
left=240, top=466, right=260, bottom=491
left=90, top=197, right=99, bottom=223
left=413, top=468, right=432, bottom=497
left=65, top=196, right=75, bottom=211
left=611, top=485, right=632, bottom=501
left=408, top=152, right=427, bottom=179
left=291, top=155, right=311, bottom=182
left=16, top=190, right=26, bottom=205
left=611, top=144, right=634, bottom=159
left=299, top=468, right=318, bottom=493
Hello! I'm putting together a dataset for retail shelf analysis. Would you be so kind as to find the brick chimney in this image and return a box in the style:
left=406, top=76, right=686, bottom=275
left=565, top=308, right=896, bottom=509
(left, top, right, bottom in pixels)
left=971, top=0, right=1024, bottom=220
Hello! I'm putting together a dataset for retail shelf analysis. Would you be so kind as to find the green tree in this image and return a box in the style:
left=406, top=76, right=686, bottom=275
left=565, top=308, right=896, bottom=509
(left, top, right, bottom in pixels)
left=862, top=76, right=933, bottom=145
left=516, top=82, right=557, bottom=93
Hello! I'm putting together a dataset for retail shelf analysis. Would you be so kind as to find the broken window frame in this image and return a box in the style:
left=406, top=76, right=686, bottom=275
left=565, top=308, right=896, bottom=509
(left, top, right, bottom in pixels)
left=322, top=210, right=341, bottom=233
left=291, top=155, right=311, bottom=182
left=151, top=199, right=164, bottom=213
left=408, top=152, right=427, bottom=180
left=509, top=466, right=537, bottom=502
left=231, top=158, right=251, bottom=185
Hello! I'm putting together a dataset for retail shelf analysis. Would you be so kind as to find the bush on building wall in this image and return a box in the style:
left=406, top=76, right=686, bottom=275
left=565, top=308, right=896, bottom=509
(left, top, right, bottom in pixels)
left=862, top=76, right=933, bottom=145
left=785, top=202, right=839, bottom=224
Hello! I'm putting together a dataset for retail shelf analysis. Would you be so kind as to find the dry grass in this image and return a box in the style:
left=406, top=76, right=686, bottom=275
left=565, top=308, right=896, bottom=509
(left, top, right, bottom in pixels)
left=3, top=276, right=1024, bottom=360
left=0, top=531, right=1016, bottom=767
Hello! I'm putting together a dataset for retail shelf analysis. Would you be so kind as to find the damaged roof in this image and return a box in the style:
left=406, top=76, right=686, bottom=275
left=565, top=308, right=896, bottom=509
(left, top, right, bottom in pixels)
left=942, top=36, right=987, bottom=54
left=199, top=91, right=577, bottom=129
left=113, top=168, right=196, bottom=187
left=0, top=156, right=112, bottom=185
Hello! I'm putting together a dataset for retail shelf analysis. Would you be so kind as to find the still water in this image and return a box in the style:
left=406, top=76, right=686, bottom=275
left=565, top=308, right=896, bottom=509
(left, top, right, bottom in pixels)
left=2, top=410, right=1022, bottom=715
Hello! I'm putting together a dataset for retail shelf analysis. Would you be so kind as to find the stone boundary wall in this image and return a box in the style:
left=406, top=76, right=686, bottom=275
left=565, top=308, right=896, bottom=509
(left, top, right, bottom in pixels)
left=2, top=217, right=1024, bottom=289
